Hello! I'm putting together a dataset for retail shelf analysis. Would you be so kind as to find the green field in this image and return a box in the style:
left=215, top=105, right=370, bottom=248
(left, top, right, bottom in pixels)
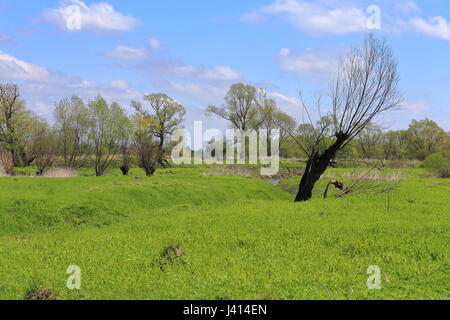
left=0, top=166, right=449, bottom=300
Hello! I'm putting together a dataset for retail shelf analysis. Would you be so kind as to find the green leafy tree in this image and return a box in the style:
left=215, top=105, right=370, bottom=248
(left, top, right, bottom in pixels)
left=132, top=93, right=186, bottom=166
left=54, top=96, right=91, bottom=168
left=424, top=151, right=450, bottom=178
left=88, top=96, right=130, bottom=176
left=119, top=116, right=133, bottom=176
left=206, top=83, right=269, bottom=131
left=381, top=130, right=402, bottom=160
left=33, top=122, right=58, bottom=176
left=132, top=114, right=161, bottom=177
left=403, top=119, right=449, bottom=160
left=356, top=122, right=383, bottom=159
left=266, top=109, right=297, bottom=157
left=0, top=83, right=40, bottom=167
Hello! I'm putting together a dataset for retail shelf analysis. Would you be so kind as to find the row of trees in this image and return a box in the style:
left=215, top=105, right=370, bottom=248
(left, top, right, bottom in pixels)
left=280, top=118, right=450, bottom=161
left=0, top=85, right=186, bottom=176
left=1, top=35, right=448, bottom=201
left=1, top=82, right=448, bottom=175
left=204, top=79, right=449, bottom=163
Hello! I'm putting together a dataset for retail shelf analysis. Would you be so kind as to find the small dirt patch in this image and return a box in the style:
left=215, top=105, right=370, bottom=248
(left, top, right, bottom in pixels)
left=161, top=244, right=185, bottom=260
left=259, top=293, right=276, bottom=300
left=11, top=236, right=32, bottom=241
left=153, top=182, right=177, bottom=187
left=25, top=287, right=57, bottom=300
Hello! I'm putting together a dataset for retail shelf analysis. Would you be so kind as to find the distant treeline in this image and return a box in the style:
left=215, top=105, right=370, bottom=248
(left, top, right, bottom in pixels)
left=0, top=82, right=449, bottom=177
left=280, top=118, right=450, bottom=161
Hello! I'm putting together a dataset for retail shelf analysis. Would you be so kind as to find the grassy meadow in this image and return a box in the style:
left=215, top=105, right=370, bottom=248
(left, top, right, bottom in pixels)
left=0, top=164, right=449, bottom=300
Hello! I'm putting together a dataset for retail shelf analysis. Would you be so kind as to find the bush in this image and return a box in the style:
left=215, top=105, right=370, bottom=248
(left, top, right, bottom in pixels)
left=424, top=151, right=450, bottom=178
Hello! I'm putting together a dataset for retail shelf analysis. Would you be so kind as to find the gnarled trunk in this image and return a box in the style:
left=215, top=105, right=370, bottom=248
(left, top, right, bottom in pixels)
left=120, top=165, right=129, bottom=176
left=145, top=167, right=156, bottom=177
left=295, top=135, right=347, bottom=202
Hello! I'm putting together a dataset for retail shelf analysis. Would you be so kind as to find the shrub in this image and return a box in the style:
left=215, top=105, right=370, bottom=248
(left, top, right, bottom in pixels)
left=424, top=151, right=450, bottom=178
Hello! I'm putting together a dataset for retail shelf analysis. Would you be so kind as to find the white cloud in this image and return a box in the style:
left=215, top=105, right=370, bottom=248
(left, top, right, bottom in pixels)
left=149, top=38, right=164, bottom=50
left=279, top=48, right=291, bottom=57
left=0, top=51, right=142, bottom=116
left=103, top=46, right=150, bottom=61
left=395, top=1, right=420, bottom=15
left=384, top=100, right=432, bottom=130
left=243, top=0, right=367, bottom=35
left=165, top=81, right=228, bottom=104
left=110, top=80, right=129, bottom=90
left=201, top=66, right=242, bottom=81
left=267, top=91, right=303, bottom=115
left=170, top=64, right=241, bottom=81
left=269, top=92, right=300, bottom=107
left=398, top=101, right=430, bottom=114
left=381, top=2, right=450, bottom=42
left=33, top=101, right=53, bottom=115
left=43, top=0, right=139, bottom=33
left=278, top=47, right=342, bottom=81
left=0, top=50, right=51, bottom=81
left=409, top=16, right=450, bottom=41
left=140, top=58, right=242, bottom=82
left=240, top=12, right=266, bottom=23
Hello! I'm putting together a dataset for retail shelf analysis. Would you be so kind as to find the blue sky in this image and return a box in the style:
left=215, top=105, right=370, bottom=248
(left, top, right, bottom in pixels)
left=0, top=0, right=449, bottom=131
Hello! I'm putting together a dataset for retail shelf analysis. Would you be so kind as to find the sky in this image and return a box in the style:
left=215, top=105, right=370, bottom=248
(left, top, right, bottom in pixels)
left=0, top=0, right=449, bottom=132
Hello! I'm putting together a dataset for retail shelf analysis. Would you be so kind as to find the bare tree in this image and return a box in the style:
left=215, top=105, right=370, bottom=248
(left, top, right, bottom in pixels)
left=287, top=35, right=401, bottom=202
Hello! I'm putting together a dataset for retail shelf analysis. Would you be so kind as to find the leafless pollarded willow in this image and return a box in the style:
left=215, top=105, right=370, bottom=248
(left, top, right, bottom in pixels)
left=284, top=35, right=402, bottom=202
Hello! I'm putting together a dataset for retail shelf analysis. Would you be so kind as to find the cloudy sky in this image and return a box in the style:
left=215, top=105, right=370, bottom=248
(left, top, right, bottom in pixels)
left=0, top=0, right=449, bottom=131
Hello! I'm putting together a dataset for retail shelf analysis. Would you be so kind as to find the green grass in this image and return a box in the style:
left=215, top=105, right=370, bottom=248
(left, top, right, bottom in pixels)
left=0, top=167, right=448, bottom=300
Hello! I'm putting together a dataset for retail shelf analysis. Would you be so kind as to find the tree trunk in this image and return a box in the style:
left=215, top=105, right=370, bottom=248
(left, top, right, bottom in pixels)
left=295, top=156, right=328, bottom=202
left=158, top=136, right=170, bottom=168
left=120, top=165, right=129, bottom=176
left=11, top=149, right=23, bottom=167
left=145, top=167, right=156, bottom=177
left=295, top=136, right=347, bottom=202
